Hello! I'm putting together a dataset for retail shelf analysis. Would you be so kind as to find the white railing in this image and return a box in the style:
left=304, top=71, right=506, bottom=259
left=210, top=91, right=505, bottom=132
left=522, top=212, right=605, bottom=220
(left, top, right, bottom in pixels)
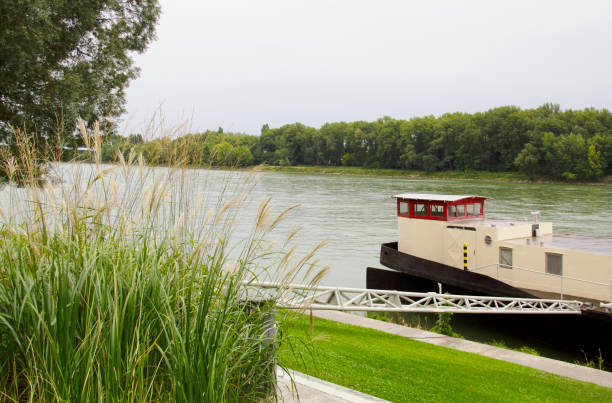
left=472, top=263, right=612, bottom=302
left=244, top=282, right=584, bottom=314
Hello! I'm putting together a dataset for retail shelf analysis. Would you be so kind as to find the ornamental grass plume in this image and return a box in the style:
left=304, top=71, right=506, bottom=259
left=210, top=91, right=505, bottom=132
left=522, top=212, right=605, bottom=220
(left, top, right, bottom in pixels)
left=0, top=120, right=327, bottom=402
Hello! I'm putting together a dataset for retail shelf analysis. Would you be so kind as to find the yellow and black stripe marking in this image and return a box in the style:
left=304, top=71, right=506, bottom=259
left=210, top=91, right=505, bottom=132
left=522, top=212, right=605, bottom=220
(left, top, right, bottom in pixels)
left=463, top=243, right=468, bottom=271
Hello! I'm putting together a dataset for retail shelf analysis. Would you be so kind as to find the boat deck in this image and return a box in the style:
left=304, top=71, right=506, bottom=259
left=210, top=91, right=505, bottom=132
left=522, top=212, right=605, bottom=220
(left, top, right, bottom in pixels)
left=505, top=234, right=612, bottom=255
left=452, top=218, right=538, bottom=228
left=451, top=218, right=612, bottom=255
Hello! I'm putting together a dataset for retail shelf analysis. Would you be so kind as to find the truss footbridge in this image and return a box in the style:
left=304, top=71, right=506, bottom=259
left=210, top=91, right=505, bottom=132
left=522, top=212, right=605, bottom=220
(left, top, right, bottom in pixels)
left=245, top=282, right=584, bottom=314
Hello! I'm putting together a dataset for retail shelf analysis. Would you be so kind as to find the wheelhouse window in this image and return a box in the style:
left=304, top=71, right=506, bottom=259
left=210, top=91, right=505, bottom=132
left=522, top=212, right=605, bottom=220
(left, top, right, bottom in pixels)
left=399, top=201, right=409, bottom=215
left=464, top=203, right=483, bottom=216
left=546, top=253, right=563, bottom=276
left=414, top=203, right=428, bottom=216
left=499, top=247, right=513, bottom=268
left=449, top=205, right=456, bottom=217
left=457, top=204, right=465, bottom=216
left=430, top=205, right=443, bottom=217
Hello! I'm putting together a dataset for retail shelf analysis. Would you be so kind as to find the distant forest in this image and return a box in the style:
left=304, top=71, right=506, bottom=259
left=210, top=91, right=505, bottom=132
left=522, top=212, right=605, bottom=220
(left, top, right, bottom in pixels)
left=101, top=104, right=612, bottom=181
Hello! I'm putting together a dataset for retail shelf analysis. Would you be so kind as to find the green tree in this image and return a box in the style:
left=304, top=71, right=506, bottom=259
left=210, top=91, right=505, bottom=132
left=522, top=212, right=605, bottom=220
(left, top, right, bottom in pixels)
left=590, top=133, right=612, bottom=174
left=210, top=141, right=233, bottom=166
left=321, top=122, right=347, bottom=165
left=233, top=145, right=254, bottom=167
left=375, top=117, right=402, bottom=169
left=399, top=143, right=417, bottom=169
left=584, top=144, right=604, bottom=179
left=0, top=0, right=161, bottom=140
left=514, top=143, right=541, bottom=179
left=273, top=147, right=291, bottom=166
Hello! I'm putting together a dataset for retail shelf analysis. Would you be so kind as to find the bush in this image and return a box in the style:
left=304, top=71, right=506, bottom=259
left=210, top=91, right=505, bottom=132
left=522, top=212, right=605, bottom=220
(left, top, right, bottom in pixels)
left=431, top=312, right=463, bottom=338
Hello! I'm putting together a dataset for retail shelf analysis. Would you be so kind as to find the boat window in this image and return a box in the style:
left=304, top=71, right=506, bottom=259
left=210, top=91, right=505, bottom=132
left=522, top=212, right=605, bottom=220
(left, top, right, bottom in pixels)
left=499, top=247, right=512, bottom=268
left=475, top=202, right=482, bottom=215
left=546, top=253, right=562, bottom=276
left=467, top=204, right=478, bottom=216
left=414, top=203, right=427, bottom=216
left=430, top=205, right=443, bottom=217
left=399, top=201, right=409, bottom=215
left=457, top=204, right=465, bottom=216
left=449, top=205, right=456, bottom=217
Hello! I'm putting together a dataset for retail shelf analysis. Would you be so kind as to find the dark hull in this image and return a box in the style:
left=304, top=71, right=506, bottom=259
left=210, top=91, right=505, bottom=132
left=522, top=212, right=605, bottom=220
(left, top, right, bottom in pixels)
left=371, top=241, right=612, bottom=367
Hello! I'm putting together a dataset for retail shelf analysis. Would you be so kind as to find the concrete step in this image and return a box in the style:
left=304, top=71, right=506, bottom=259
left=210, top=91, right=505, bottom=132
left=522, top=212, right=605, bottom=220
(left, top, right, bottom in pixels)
left=277, top=368, right=390, bottom=402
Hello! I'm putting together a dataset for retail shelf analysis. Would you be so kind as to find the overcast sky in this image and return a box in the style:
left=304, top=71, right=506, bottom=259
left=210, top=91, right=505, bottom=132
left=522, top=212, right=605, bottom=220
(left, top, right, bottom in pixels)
left=122, top=0, right=612, bottom=136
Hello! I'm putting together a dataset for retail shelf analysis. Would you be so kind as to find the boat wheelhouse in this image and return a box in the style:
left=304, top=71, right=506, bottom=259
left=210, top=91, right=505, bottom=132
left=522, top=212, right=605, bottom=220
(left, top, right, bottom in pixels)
left=384, top=193, right=612, bottom=305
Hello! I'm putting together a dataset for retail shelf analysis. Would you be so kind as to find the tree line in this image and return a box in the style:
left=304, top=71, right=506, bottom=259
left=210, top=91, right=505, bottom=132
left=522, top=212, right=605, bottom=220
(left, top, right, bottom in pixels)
left=102, top=104, right=612, bottom=181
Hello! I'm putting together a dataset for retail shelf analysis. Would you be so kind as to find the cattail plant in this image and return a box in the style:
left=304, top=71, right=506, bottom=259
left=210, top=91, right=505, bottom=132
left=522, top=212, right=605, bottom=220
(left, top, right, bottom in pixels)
left=0, top=120, right=327, bottom=402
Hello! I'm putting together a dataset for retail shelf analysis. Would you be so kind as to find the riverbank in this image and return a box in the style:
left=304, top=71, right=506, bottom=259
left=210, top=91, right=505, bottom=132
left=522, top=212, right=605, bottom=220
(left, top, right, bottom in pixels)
left=71, top=158, right=610, bottom=185
left=280, top=312, right=612, bottom=402
left=263, top=165, right=527, bottom=181
left=262, top=165, right=612, bottom=184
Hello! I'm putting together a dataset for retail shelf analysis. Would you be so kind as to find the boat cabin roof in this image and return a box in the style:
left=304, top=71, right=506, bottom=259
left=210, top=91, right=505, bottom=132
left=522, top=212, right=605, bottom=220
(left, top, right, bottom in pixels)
left=395, top=193, right=489, bottom=221
left=394, top=193, right=490, bottom=203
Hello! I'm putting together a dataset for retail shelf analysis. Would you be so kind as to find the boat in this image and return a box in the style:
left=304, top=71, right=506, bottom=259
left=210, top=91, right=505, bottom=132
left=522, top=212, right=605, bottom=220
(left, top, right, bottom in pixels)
left=366, top=193, right=612, bottom=363
left=369, top=193, right=612, bottom=309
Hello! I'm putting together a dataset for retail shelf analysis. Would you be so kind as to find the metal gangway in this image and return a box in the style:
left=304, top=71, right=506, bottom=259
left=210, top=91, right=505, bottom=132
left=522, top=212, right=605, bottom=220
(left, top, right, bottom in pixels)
left=245, top=282, right=585, bottom=314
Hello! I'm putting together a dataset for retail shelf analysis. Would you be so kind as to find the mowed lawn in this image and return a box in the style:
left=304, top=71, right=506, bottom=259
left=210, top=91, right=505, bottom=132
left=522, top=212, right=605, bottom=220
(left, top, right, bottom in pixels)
left=279, top=314, right=612, bottom=402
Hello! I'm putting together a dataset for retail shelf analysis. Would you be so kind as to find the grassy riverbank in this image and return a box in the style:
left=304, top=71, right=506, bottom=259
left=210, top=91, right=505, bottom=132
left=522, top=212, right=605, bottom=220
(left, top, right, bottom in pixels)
left=264, top=165, right=530, bottom=181
left=279, top=314, right=612, bottom=402
left=264, top=165, right=612, bottom=184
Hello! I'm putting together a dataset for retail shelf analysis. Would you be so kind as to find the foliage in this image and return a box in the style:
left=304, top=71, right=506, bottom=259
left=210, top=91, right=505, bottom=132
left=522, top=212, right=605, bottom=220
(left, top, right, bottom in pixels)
left=519, top=346, right=541, bottom=356
left=0, top=0, right=161, bottom=142
left=575, top=349, right=605, bottom=370
left=431, top=312, right=463, bottom=338
left=103, top=104, right=612, bottom=181
left=488, top=340, right=540, bottom=356
left=514, top=143, right=541, bottom=179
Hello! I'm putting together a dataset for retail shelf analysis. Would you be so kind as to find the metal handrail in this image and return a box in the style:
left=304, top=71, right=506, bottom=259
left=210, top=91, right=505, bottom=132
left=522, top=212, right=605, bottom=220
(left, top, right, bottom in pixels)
left=472, top=263, right=612, bottom=301
left=475, top=263, right=610, bottom=287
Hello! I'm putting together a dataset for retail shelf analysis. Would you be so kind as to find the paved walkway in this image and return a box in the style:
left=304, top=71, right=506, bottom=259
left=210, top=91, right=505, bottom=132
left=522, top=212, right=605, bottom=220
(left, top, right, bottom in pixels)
left=277, top=368, right=389, bottom=402
left=313, top=310, right=612, bottom=389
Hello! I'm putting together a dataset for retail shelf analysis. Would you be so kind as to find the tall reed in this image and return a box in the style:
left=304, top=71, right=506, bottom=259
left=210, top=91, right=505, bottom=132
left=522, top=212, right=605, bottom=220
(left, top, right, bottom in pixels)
left=0, top=121, right=326, bottom=402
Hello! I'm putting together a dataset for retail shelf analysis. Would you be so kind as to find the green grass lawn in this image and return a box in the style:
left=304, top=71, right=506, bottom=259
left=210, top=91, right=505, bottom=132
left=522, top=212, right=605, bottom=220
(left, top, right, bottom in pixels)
left=279, top=314, right=612, bottom=402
